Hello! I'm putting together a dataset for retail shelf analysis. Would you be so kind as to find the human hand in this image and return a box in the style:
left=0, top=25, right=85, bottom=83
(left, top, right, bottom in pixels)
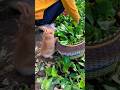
left=63, top=10, right=68, bottom=16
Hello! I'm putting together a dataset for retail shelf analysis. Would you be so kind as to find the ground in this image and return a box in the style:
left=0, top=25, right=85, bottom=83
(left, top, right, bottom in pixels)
left=0, top=26, right=120, bottom=90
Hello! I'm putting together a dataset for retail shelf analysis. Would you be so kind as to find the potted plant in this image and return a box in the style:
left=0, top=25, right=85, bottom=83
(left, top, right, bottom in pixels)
left=85, top=0, right=120, bottom=79
left=55, top=0, right=85, bottom=59
left=55, top=22, right=85, bottom=59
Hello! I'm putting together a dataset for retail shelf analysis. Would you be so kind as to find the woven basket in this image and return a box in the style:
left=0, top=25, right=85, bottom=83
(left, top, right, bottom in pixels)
left=86, top=30, right=120, bottom=79
left=56, top=41, right=85, bottom=59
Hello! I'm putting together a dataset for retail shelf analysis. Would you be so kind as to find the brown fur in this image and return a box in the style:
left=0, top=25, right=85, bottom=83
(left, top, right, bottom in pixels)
left=37, top=27, right=56, bottom=58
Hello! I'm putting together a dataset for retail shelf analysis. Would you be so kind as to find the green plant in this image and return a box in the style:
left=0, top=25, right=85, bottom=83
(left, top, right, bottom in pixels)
left=55, top=0, right=85, bottom=45
left=55, top=22, right=84, bottom=45
left=40, top=56, right=85, bottom=90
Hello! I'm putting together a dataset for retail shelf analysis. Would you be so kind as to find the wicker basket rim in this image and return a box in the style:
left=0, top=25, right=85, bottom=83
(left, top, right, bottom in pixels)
left=86, top=30, right=120, bottom=49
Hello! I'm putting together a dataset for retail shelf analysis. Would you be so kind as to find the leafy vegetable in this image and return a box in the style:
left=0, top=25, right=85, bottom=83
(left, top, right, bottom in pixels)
left=41, top=56, right=85, bottom=90
left=55, top=0, right=85, bottom=45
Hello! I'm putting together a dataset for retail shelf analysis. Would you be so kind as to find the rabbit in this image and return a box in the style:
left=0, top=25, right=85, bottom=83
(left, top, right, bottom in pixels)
left=36, top=27, right=57, bottom=59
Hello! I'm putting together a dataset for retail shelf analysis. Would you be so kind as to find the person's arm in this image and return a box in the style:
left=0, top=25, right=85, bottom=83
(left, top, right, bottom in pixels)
left=61, top=0, right=80, bottom=23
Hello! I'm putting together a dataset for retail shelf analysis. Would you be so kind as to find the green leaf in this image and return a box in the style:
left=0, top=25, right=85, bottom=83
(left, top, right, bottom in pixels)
left=78, top=62, right=84, bottom=67
left=60, top=78, right=70, bottom=88
left=45, top=67, right=52, bottom=77
left=71, top=62, right=77, bottom=71
left=51, top=66, right=58, bottom=77
left=41, top=78, right=53, bottom=90
left=78, top=79, right=85, bottom=89
left=72, top=85, right=81, bottom=90
left=64, top=85, right=72, bottom=90
left=69, top=73, right=77, bottom=79
left=59, top=40, right=68, bottom=45
left=62, top=57, right=71, bottom=73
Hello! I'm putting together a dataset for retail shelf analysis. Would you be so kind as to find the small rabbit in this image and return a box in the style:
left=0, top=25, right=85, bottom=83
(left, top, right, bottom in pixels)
left=36, top=27, right=57, bottom=59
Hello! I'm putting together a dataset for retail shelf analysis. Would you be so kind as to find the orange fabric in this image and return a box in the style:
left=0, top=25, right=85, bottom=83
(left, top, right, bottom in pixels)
left=35, top=10, right=44, bottom=19
left=35, top=0, right=57, bottom=20
left=35, top=0, right=80, bottom=23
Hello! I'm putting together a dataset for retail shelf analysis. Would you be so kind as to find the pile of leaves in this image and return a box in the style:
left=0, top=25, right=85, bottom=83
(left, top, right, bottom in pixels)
left=85, top=0, right=120, bottom=43
left=55, top=0, right=85, bottom=45
left=55, top=23, right=84, bottom=45
left=36, top=56, right=85, bottom=90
